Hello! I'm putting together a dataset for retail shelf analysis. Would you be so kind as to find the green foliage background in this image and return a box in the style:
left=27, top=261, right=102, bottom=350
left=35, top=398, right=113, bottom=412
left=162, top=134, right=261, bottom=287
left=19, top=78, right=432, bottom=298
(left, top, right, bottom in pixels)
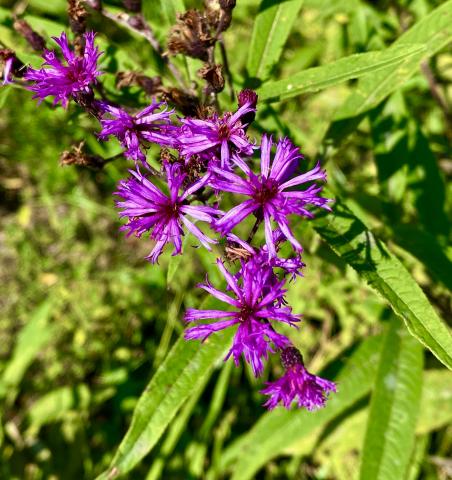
left=0, top=0, right=451, bottom=479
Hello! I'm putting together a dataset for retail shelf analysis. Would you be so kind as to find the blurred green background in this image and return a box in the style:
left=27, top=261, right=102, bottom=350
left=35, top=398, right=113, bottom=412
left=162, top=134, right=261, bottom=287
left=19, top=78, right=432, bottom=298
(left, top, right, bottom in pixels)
left=1, top=0, right=451, bottom=479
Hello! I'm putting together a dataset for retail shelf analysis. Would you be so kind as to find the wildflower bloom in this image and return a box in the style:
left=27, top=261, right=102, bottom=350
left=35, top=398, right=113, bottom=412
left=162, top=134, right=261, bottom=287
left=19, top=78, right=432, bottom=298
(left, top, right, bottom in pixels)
left=115, top=163, right=220, bottom=263
left=98, top=100, right=176, bottom=164
left=212, top=135, right=331, bottom=257
left=178, top=102, right=255, bottom=168
left=184, top=259, right=300, bottom=376
left=24, top=31, right=102, bottom=107
left=261, top=346, right=336, bottom=410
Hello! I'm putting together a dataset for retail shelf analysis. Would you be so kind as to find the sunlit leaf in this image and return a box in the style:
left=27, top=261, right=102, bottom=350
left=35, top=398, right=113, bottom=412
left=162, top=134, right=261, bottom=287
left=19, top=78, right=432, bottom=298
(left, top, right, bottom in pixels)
left=247, top=0, right=304, bottom=82
left=313, top=198, right=452, bottom=369
left=258, top=44, right=425, bottom=102
left=359, top=317, right=423, bottom=480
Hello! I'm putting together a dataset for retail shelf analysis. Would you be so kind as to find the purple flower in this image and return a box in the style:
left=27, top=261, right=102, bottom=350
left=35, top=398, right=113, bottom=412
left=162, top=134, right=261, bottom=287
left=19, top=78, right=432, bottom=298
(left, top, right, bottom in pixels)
left=184, top=259, right=300, bottom=376
left=98, top=100, right=176, bottom=164
left=261, top=346, right=336, bottom=410
left=2, top=56, right=13, bottom=85
left=115, top=163, right=220, bottom=263
left=212, top=135, right=331, bottom=257
left=178, top=103, right=255, bottom=168
left=24, top=31, right=102, bottom=107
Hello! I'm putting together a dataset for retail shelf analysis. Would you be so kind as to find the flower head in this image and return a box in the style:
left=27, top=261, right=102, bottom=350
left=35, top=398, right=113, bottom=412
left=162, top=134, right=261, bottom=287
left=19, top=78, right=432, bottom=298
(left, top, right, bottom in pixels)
left=212, top=135, right=331, bottom=257
left=24, top=31, right=102, bottom=107
left=261, top=346, right=336, bottom=410
left=98, top=100, right=176, bottom=164
left=115, top=163, right=219, bottom=262
left=178, top=102, right=255, bottom=168
left=184, top=259, right=300, bottom=376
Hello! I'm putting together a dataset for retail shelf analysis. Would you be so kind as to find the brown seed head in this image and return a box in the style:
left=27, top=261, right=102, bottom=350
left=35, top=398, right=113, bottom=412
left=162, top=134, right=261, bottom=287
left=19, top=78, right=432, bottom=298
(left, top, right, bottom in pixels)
left=167, top=10, right=214, bottom=61
left=60, top=142, right=107, bottom=170
left=198, top=63, right=225, bottom=93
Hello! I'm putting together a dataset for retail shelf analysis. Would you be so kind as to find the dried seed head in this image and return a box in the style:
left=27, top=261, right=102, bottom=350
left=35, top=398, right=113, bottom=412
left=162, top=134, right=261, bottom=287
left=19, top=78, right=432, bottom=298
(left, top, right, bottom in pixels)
left=13, top=19, right=46, bottom=51
left=205, top=0, right=235, bottom=32
left=122, top=0, right=141, bottom=12
left=219, top=0, right=236, bottom=10
left=167, top=10, right=214, bottom=61
left=68, top=0, right=88, bottom=36
left=161, top=86, right=201, bottom=116
left=116, top=71, right=162, bottom=96
left=198, top=63, right=225, bottom=93
left=60, top=142, right=107, bottom=169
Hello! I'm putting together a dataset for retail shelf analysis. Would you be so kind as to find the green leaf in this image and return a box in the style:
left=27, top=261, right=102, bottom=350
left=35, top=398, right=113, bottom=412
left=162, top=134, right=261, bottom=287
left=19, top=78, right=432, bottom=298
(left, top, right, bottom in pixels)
left=26, top=384, right=90, bottom=434
left=359, top=317, right=423, bottom=480
left=96, top=329, right=234, bottom=479
left=258, top=44, right=426, bottom=102
left=160, top=0, right=185, bottom=25
left=313, top=198, right=452, bottom=369
left=417, top=370, right=452, bottom=435
left=146, top=371, right=210, bottom=480
left=0, top=301, right=56, bottom=403
left=302, top=369, right=452, bottom=462
left=0, top=85, right=12, bottom=108
left=221, top=334, right=383, bottom=480
left=326, top=0, right=452, bottom=141
left=247, top=0, right=304, bottom=81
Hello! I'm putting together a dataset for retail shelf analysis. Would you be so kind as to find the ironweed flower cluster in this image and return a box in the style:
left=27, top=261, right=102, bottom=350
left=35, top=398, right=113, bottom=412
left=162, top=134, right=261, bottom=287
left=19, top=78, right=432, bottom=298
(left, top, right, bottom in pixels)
left=18, top=29, right=336, bottom=410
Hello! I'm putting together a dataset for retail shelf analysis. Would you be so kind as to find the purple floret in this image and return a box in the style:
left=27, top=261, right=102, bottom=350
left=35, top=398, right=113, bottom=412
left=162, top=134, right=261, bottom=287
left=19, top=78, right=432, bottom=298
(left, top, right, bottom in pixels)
left=178, top=102, right=256, bottom=168
left=98, top=100, right=176, bottom=164
left=261, top=346, right=336, bottom=410
left=24, top=31, right=102, bottom=107
left=115, top=163, right=220, bottom=263
left=184, top=259, right=300, bottom=376
left=2, top=56, right=13, bottom=85
left=212, top=135, right=331, bottom=257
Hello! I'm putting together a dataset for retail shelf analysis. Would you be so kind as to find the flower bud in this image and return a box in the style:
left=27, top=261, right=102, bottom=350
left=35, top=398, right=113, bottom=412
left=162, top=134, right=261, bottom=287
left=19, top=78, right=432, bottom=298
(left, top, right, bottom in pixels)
left=237, top=89, right=258, bottom=127
left=280, top=347, right=304, bottom=370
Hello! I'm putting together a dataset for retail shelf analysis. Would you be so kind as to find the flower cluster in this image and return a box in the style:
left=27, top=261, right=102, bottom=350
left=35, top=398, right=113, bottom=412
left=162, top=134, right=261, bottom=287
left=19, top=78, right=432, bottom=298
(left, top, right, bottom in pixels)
left=23, top=32, right=336, bottom=410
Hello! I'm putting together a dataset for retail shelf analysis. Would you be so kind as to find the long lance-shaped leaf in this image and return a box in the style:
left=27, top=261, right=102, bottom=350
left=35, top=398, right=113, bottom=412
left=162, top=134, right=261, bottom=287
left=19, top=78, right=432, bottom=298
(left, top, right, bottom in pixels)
left=247, top=0, right=304, bottom=81
left=313, top=198, right=452, bottom=369
left=326, top=0, right=452, bottom=141
left=359, top=317, right=423, bottom=480
left=221, top=334, right=383, bottom=480
left=257, top=44, right=425, bottom=102
left=96, top=329, right=234, bottom=480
